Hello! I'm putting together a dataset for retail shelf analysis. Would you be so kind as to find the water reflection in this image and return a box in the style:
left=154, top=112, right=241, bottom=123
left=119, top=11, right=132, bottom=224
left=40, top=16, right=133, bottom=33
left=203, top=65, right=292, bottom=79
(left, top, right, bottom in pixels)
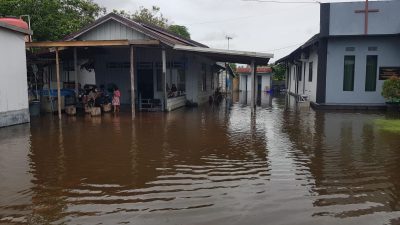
left=14, top=105, right=269, bottom=224
left=281, top=97, right=400, bottom=224
left=1, top=95, right=400, bottom=224
left=0, top=125, right=32, bottom=224
left=237, top=91, right=272, bottom=108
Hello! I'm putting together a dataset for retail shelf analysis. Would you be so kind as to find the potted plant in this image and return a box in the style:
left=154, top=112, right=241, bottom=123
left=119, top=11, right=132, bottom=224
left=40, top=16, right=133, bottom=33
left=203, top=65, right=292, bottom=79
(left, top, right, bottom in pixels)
left=382, top=76, right=400, bottom=111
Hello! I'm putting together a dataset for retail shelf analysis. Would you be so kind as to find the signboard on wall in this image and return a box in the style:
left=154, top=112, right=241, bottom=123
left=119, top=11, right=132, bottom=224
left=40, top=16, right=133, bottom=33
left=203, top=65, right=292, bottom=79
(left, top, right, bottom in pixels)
left=379, top=67, right=400, bottom=80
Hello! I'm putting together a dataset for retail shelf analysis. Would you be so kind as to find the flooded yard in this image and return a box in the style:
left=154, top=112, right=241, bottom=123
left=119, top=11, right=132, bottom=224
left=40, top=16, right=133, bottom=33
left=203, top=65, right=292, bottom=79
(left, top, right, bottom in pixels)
left=1, top=94, right=400, bottom=225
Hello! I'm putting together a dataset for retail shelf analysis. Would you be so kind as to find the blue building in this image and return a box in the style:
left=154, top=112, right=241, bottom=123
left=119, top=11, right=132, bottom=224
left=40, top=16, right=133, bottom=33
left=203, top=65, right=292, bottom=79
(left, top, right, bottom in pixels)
left=277, top=0, right=400, bottom=109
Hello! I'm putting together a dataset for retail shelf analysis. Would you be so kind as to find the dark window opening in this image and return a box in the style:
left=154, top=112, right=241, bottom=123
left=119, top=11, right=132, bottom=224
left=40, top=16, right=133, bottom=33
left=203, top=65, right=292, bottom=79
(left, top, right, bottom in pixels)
left=308, top=62, right=313, bottom=82
left=343, top=55, right=355, bottom=91
left=365, top=55, right=378, bottom=92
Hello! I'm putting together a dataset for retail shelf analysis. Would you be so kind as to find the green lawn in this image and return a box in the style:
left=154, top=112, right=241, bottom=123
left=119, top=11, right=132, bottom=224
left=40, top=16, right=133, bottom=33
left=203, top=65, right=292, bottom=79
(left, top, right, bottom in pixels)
left=375, top=119, right=400, bottom=133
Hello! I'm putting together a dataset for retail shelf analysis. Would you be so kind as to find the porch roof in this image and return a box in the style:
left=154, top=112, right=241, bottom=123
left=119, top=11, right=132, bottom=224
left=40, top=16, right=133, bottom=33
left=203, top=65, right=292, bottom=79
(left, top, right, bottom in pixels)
left=173, top=45, right=273, bottom=65
left=25, top=39, right=159, bottom=48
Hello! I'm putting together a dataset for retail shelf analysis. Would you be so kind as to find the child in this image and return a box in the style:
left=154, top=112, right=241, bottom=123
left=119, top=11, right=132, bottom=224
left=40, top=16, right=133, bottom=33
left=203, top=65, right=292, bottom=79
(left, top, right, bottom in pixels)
left=112, top=87, right=121, bottom=113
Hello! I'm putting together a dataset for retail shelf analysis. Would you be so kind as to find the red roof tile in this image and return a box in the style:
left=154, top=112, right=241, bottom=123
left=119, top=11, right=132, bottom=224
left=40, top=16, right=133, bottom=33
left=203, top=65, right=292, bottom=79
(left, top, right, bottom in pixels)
left=236, top=67, right=272, bottom=74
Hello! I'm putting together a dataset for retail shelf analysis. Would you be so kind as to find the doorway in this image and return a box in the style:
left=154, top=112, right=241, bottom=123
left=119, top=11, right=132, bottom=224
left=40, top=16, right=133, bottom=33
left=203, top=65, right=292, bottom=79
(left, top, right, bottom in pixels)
left=137, top=69, right=154, bottom=99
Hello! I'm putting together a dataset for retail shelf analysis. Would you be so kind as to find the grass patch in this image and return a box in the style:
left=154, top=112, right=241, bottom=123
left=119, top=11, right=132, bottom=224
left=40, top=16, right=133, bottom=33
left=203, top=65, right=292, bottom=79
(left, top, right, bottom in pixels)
left=375, top=119, right=400, bottom=133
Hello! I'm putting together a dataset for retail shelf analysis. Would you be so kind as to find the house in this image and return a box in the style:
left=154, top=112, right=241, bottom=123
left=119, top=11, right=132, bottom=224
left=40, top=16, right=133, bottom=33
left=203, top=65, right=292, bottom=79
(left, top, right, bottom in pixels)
left=28, top=13, right=273, bottom=118
left=0, top=18, right=32, bottom=127
left=277, top=0, right=400, bottom=109
left=237, top=66, right=273, bottom=93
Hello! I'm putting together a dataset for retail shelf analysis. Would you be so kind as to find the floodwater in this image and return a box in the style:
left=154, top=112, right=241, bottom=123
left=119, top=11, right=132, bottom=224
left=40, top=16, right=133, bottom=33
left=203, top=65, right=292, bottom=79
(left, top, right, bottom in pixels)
left=1, top=93, right=400, bottom=225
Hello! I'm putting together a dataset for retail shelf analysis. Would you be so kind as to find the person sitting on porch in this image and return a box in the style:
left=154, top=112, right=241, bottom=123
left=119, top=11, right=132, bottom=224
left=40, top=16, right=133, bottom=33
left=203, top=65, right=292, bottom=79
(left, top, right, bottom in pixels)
left=97, top=84, right=110, bottom=105
left=167, top=83, right=173, bottom=98
left=112, top=86, right=121, bottom=113
left=171, top=84, right=177, bottom=97
left=87, top=88, right=99, bottom=107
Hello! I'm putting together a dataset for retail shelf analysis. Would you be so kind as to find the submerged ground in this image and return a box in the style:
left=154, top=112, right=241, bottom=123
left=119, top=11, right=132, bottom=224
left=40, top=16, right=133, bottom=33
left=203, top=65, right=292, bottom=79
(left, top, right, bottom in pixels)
left=1, top=93, right=400, bottom=225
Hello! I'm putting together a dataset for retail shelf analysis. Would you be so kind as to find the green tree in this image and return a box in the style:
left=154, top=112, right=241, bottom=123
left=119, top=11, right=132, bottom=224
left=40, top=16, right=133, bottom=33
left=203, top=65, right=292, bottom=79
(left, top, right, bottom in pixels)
left=168, top=25, right=190, bottom=39
left=114, top=6, right=191, bottom=39
left=272, top=64, right=286, bottom=81
left=0, top=0, right=105, bottom=41
left=133, top=6, right=169, bottom=28
left=114, top=6, right=168, bottom=28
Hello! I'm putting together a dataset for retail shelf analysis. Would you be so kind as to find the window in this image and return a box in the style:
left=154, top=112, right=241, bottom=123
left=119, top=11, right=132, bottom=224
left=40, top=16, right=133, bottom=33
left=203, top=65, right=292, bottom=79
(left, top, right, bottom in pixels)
left=368, top=47, right=378, bottom=51
left=201, top=64, right=207, bottom=91
left=365, top=55, right=378, bottom=92
left=345, top=47, right=355, bottom=52
left=343, top=56, right=355, bottom=91
left=308, top=62, right=313, bottom=82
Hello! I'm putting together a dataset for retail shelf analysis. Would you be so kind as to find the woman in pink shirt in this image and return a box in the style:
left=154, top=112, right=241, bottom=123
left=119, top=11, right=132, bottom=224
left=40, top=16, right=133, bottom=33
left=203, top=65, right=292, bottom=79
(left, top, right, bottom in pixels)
left=112, top=87, right=121, bottom=113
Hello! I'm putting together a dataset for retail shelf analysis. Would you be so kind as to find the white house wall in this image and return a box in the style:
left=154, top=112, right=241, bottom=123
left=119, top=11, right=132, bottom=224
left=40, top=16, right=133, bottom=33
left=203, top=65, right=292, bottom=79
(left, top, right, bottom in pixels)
left=239, top=75, right=248, bottom=91
left=0, top=29, right=29, bottom=127
left=92, top=47, right=217, bottom=106
left=77, top=64, right=96, bottom=86
left=238, top=73, right=271, bottom=92
left=325, top=36, right=400, bottom=104
left=285, top=48, right=318, bottom=103
left=94, top=48, right=131, bottom=104
left=78, top=19, right=151, bottom=41
left=219, top=71, right=227, bottom=92
left=239, top=74, right=252, bottom=92
left=287, top=64, right=297, bottom=94
left=261, top=75, right=271, bottom=92
left=193, top=55, right=216, bottom=104
left=46, top=59, right=96, bottom=89
left=303, top=49, right=318, bottom=102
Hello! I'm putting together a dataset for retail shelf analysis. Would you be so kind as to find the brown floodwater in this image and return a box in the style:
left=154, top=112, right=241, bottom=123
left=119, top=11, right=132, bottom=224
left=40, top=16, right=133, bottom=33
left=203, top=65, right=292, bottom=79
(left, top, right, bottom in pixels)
left=1, top=93, right=400, bottom=225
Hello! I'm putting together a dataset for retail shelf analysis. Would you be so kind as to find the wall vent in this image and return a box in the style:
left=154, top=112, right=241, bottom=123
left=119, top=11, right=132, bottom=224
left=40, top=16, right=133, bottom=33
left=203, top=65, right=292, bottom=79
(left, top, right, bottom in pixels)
left=368, top=46, right=378, bottom=51
left=345, top=47, right=355, bottom=52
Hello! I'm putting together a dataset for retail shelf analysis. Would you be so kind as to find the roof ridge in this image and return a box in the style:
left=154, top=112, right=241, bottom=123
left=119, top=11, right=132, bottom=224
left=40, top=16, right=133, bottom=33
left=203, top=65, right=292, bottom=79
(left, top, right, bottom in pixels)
left=139, top=22, right=208, bottom=48
left=62, top=12, right=207, bottom=48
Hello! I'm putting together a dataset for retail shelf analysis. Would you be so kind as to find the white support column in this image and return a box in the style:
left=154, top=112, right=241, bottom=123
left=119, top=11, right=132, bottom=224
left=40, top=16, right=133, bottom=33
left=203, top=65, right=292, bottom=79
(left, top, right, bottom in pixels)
left=55, top=47, right=62, bottom=120
left=162, top=49, right=167, bottom=111
left=250, top=60, right=256, bottom=110
left=130, top=45, right=136, bottom=119
left=73, top=47, right=78, bottom=98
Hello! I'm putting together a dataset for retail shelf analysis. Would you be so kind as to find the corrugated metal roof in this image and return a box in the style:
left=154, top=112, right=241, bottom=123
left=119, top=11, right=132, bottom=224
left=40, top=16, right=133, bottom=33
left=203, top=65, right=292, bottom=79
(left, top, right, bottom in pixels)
left=63, top=13, right=206, bottom=47
left=275, top=33, right=319, bottom=64
left=140, top=22, right=208, bottom=48
left=173, top=45, right=273, bottom=65
left=236, top=67, right=272, bottom=74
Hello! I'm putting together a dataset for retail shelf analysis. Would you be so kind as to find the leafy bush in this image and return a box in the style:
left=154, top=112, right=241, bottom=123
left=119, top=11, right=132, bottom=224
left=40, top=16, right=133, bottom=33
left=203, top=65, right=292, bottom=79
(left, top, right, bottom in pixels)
left=382, top=76, right=400, bottom=103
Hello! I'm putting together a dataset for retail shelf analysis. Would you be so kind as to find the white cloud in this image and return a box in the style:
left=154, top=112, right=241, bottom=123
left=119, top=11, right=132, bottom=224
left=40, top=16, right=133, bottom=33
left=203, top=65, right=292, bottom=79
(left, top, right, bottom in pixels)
left=95, top=0, right=370, bottom=62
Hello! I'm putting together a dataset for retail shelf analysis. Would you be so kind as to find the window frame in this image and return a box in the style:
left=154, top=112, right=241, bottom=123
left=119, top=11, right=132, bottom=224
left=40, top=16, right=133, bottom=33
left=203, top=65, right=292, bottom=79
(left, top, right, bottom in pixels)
left=343, top=55, right=355, bottom=92
left=365, top=55, right=378, bottom=92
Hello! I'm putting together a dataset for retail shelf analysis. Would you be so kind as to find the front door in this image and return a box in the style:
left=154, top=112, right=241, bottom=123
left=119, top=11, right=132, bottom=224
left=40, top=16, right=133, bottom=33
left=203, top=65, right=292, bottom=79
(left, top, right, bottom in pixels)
left=137, top=69, right=154, bottom=99
left=257, top=76, right=262, bottom=92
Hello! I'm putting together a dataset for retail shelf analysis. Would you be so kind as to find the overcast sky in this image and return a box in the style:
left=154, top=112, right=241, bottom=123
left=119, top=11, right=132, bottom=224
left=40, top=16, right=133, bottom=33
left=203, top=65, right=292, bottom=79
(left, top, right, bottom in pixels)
left=94, top=0, right=370, bottom=62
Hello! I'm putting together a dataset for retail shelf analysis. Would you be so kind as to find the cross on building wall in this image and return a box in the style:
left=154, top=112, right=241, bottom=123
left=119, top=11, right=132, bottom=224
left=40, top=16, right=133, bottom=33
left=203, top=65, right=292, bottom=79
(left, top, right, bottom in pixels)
left=355, top=0, right=379, bottom=35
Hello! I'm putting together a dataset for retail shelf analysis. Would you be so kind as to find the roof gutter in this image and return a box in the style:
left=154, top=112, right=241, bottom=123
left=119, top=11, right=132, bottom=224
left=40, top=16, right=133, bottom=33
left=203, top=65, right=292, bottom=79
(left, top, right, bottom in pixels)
left=173, top=45, right=274, bottom=59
